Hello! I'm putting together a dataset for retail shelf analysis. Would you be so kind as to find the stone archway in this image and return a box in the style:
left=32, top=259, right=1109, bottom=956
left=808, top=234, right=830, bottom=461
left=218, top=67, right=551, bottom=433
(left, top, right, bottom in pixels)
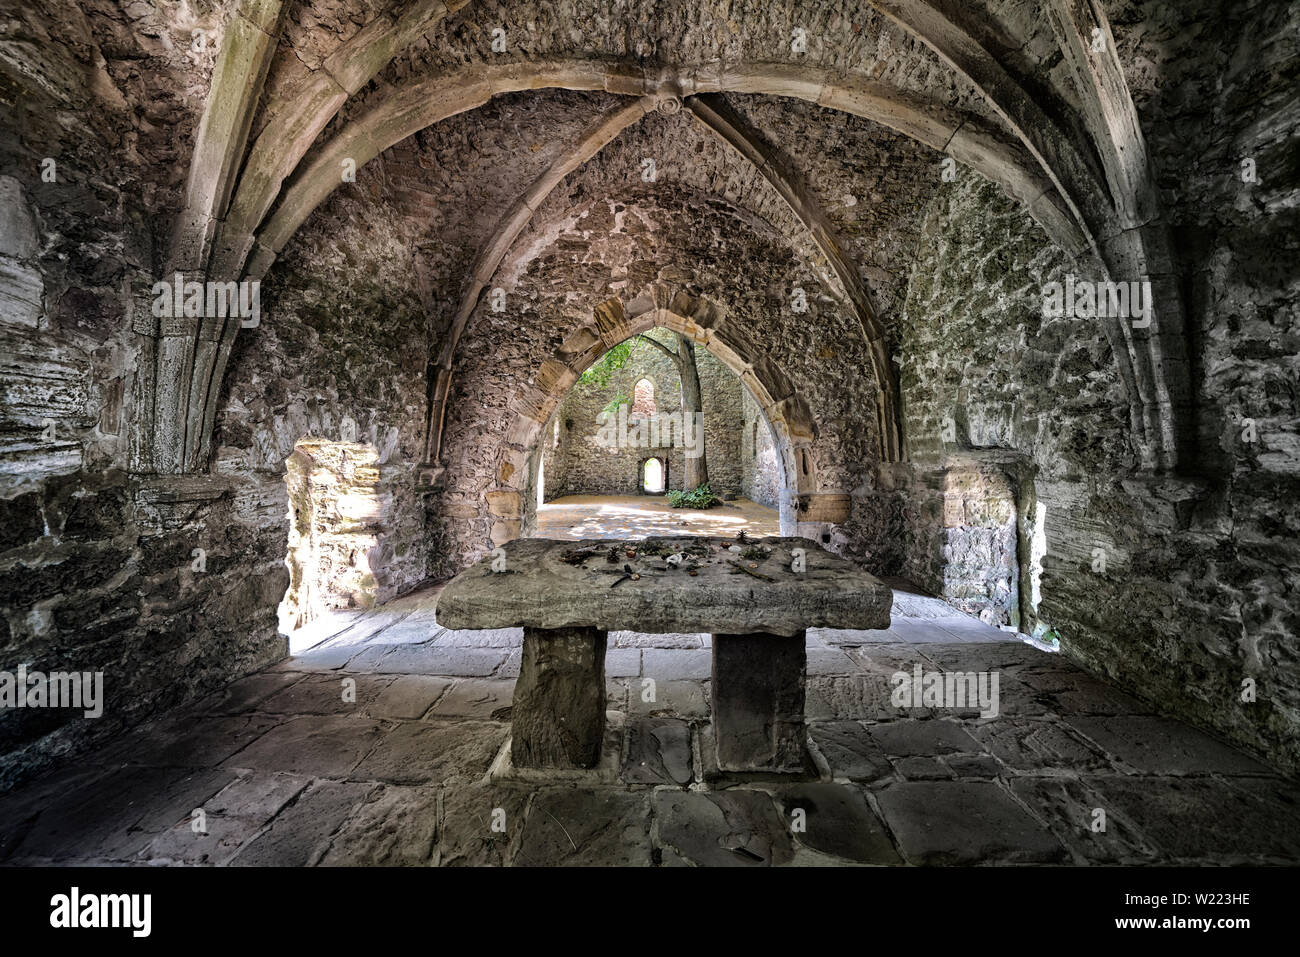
left=489, top=284, right=855, bottom=549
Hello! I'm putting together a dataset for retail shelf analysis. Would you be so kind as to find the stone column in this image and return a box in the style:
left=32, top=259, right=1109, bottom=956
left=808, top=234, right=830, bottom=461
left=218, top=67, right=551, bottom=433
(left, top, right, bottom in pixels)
left=711, top=631, right=808, bottom=772
left=512, top=626, right=607, bottom=768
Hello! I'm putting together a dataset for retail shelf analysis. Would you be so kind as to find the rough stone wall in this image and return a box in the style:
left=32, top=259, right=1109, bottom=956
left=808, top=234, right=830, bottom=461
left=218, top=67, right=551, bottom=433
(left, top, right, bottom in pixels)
left=0, top=2, right=290, bottom=789
left=545, top=330, right=745, bottom=498
left=740, top=388, right=781, bottom=509
left=895, top=117, right=1299, bottom=776
left=211, top=150, right=436, bottom=608
left=0, top=2, right=436, bottom=787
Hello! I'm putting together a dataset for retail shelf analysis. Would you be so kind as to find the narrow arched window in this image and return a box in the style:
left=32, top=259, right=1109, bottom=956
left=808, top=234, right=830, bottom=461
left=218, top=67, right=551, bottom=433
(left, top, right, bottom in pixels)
left=631, top=378, right=656, bottom=415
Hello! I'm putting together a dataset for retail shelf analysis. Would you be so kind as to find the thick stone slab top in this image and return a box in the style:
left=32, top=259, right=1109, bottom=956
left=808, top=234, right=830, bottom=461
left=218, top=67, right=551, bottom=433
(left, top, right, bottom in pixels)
left=436, top=536, right=892, bottom=637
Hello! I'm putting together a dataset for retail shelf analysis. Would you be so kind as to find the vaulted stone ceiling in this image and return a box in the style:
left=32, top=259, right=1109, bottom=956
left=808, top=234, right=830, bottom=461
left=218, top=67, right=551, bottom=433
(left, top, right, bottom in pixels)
left=133, top=0, right=1184, bottom=475
left=8, top=0, right=1223, bottom=478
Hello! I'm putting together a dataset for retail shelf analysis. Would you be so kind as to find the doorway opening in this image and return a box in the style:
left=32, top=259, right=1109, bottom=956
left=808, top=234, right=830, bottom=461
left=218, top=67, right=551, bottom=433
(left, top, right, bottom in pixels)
left=641, top=455, right=665, bottom=493
left=279, top=438, right=386, bottom=650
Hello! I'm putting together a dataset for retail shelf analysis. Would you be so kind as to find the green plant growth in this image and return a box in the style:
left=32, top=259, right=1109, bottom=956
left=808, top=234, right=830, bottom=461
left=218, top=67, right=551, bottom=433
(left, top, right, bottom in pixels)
left=578, top=340, right=632, bottom=388
left=666, top=483, right=722, bottom=510
left=600, top=392, right=629, bottom=416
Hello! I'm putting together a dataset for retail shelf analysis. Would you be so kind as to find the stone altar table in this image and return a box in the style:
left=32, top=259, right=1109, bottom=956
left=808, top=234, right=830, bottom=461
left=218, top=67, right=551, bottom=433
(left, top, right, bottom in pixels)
left=435, top=536, right=892, bottom=773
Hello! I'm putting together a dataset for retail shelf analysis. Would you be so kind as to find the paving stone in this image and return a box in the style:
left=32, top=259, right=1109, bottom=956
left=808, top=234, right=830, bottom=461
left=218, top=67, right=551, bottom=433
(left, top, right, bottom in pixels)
left=195, top=672, right=305, bottom=714
left=338, top=644, right=392, bottom=673
left=883, top=620, right=972, bottom=643
left=894, top=756, right=955, bottom=780
left=12, top=765, right=237, bottom=861
left=379, top=586, right=443, bottom=615
left=373, top=645, right=509, bottom=677
left=259, top=673, right=395, bottom=715
left=931, top=616, right=1010, bottom=642
left=1018, top=667, right=1151, bottom=715
left=229, top=780, right=376, bottom=866
left=286, top=611, right=366, bottom=651
left=515, top=788, right=652, bottom=866
left=611, top=631, right=707, bottom=648
left=805, top=674, right=894, bottom=720
left=1063, top=715, right=1270, bottom=775
left=367, top=675, right=453, bottom=719
left=277, top=644, right=367, bottom=671
left=621, top=717, right=692, bottom=785
left=320, top=612, right=414, bottom=648
left=809, top=627, right=892, bottom=645
left=890, top=590, right=965, bottom=619
left=427, top=679, right=516, bottom=718
left=0, top=765, right=115, bottom=862
left=499, top=648, right=521, bottom=678
left=653, top=789, right=793, bottom=866
left=847, top=643, right=936, bottom=673
left=141, top=771, right=311, bottom=865
left=433, top=627, right=523, bottom=648
left=319, top=784, right=441, bottom=866
left=982, top=674, right=1052, bottom=717
left=943, top=754, right=1003, bottom=779
left=808, top=721, right=893, bottom=782
left=1086, top=775, right=1300, bottom=862
left=773, top=783, right=902, bottom=864
left=91, top=712, right=281, bottom=768
left=867, top=718, right=984, bottom=757
left=363, top=619, right=443, bottom=645
left=222, top=715, right=388, bottom=778
left=806, top=646, right=860, bottom=675
left=642, top=647, right=712, bottom=680
left=351, top=720, right=507, bottom=784
left=1009, top=775, right=1160, bottom=865
left=436, top=784, right=533, bottom=866
left=971, top=717, right=1112, bottom=772
left=628, top=678, right=708, bottom=717
left=875, top=781, right=1068, bottom=864
left=918, top=641, right=1052, bottom=672
left=604, top=647, right=641, bottom=677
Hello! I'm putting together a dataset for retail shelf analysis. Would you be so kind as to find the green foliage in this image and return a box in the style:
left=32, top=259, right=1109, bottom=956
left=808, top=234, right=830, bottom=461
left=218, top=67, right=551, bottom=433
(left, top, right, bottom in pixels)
left=601, top=392, right=629, bottom=416
left=578, top=340, right=632, bottom=388
left=666, top=483, right=722, bottom=510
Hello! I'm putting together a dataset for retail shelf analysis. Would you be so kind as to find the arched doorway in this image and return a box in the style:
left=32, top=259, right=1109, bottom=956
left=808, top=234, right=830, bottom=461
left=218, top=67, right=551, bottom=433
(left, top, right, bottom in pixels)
left=641, top=456, right=665, bottom=494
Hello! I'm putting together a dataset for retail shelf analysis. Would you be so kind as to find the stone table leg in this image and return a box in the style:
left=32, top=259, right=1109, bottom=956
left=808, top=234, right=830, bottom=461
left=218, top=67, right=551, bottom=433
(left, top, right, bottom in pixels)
left=511, top=626, right=606, bottom=769
left=711, top=631, right=808, bottom=772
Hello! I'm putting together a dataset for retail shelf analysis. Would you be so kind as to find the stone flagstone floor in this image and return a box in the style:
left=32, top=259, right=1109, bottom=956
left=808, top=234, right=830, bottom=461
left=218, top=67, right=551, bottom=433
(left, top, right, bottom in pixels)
left=1, top=580, right=1297, bottom=866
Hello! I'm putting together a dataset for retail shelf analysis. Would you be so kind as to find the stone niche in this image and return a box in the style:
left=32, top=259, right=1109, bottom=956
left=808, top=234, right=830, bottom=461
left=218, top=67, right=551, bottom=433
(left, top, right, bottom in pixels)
left=280, top=439, right=391, bottom=629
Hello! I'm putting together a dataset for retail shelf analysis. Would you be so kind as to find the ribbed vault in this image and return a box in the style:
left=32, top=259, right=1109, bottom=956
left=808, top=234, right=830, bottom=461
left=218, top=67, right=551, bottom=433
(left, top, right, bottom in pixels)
left=141, top=0, right=1195, bottom=483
